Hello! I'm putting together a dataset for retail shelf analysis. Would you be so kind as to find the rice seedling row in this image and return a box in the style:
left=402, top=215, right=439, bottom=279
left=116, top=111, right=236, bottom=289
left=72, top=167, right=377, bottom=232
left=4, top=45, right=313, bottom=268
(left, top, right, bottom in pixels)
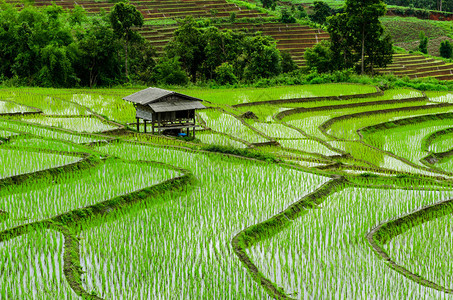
left=3, top=84, right=453, bottom=299
left=283, top=96, right=430, bottom=140
left=247, top=184, right=453, bottom=299
left=198, top=109, right=269, bottom=144
left=20, top=116, right=119, bottom=133
left=175, top=83, right=378, bottom=106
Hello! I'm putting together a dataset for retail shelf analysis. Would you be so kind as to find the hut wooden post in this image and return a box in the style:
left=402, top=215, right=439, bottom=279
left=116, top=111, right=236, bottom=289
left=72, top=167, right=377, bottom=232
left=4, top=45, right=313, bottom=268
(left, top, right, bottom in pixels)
left=158, top=112, right=161, bottom=134
left=136, top=117, right=140, bottom=132
left=144, top=120, right=147, bottom=133
left=193, top=114, right=195, bottom=138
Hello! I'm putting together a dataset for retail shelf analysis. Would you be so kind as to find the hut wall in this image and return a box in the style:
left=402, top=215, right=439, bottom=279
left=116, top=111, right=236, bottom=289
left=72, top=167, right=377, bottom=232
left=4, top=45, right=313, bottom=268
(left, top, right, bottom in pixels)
left=136, top=104, right=154, bottom=121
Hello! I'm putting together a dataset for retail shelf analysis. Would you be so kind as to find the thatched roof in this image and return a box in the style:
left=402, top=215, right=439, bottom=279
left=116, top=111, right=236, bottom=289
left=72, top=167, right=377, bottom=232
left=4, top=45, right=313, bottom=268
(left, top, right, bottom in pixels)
left=123, top=87, right=202, bottom=105
left=148, top=100, right=205, bottom=112
left=124, top=87, right=206, bottom=113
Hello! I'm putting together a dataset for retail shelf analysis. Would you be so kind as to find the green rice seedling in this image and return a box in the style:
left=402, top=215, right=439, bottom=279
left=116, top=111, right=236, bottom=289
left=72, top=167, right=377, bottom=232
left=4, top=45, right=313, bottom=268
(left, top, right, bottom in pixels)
left=6, top=137, right=97, bottom=154
left=0, top=148, right=80, bottom=179
left=234, top=88, right=421, bottom=126
left=279, top=139, right=340, bottom=156
left=426, top=91, right=453, bottom=103
left=21, top=116, right=118, bottom=133
left=328, top=140, right=436, bottom=176
left=434, top=157, right=453, bottom=173
left=0, top=129, right=19, bottom=139
left=0, top=119, right=102, bottom=144
left=247, top=187, right=453, bottom=299
left=4, top=84, right=453, bottom=299
left=120, top=132, right=199, bottom=149
left=196, top=131, right=248, bottom=148
left=424, top=128, right=453, bottom=153
left=0, top=90, right=88, bottom=115
left=68, top=93, right=136, bottom=124
left=76, top=142, right=329, bottom=298
left=386, top=212, right=453, bottom=290
left=326, top=104, right=453, bottom=141
left=235, top=105, right=292, bottom=122
left=175, top=83, right=377, bottom=105
left=0, top=159, right=177, bottom=231
left=249, top=122, right=306, bottom=139
left=363, top=118, right=453, bottom=171
left=283, top=88, right=424, bottom=109
left=198, top=110, right=269, bottom=143
left=0, top=100, right=38, bottom=114
left=0, top=229, right=77, bottom=299
left=285, top=95, right=429, bottom=140
left=250, top=145, right=333, bottom=162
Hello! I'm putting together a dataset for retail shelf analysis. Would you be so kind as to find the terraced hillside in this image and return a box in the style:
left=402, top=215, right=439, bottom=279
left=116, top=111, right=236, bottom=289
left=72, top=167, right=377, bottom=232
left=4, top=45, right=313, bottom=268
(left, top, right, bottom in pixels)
left=378, top=53, right=453, bottom=80
left=30, top=0, right=268, bottom=20
left=3, top=84, right=453, bottom=298
left=138, top=22, right=328, bottom=66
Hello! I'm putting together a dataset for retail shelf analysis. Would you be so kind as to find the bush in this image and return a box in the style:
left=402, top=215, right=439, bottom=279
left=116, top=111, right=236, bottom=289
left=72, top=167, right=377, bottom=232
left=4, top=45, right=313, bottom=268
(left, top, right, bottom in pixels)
left=229, top=12, right=236, bottom=23
left=295, top=5, right=307, bottom=19
left=309, top=1, right=332, bottom=25
left=281, top=51, right=297, bottom=73
left=280, top=8, right=296, bottom=23
left=151, top=57, right=189, bottom=85
left=440, top=40, right=453, bottom=59
left=215, top=62, right=238, bottom=85
left=418, top=31, right=428, bottom=54
left=260, top=0, right=276, bottom=10
left=304, top=40, right=333, bottom=73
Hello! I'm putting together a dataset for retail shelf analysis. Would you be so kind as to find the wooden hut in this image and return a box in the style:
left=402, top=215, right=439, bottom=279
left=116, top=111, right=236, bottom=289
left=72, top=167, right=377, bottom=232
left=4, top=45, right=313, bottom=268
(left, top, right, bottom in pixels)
left=123, top=87, right=206, bottom=137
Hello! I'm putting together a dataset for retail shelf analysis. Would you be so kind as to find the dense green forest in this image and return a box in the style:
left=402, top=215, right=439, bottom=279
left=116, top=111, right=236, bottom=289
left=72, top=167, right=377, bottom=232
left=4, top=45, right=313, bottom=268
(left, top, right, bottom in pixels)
left=0, top=3, right=299, bottom=87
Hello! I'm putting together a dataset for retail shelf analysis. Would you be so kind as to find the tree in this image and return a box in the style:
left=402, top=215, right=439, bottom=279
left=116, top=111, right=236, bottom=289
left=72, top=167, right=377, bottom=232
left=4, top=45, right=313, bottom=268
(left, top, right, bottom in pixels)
left=260, top=0, right=276, bottom=10
left=280, top=8, right=296, bottom=23
left=327, top=0, right=392, bottom=74
left=166, top=17, right=206, bottom=82
left=310, top=1, right=332, bottom=24
left=165, top=18, right=284, bottom=83
left=109, top=2, right=143, bottom=80
left=440, top=40, right=452, bottom=58
left=151, top=57, right=188, bottom=85
left=129, top=40, right=156, bottom=83
left=281, top=51, right=297, bottom=73
left=418, top=31, right=428, bottom=54
left=201, top=27, right=243, bottom=80
left=76, top=18, right=123, bottom=87
left=215, top=62, right=238, bottom=85
left=242, top=35, right=282, bottom=81
left=304, top=40, right=334, bottom=73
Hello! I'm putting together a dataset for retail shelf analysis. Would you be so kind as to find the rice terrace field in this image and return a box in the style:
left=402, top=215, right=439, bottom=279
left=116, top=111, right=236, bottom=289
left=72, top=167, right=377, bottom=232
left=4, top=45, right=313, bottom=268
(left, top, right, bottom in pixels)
left=3, top=83, right=453, bottom=299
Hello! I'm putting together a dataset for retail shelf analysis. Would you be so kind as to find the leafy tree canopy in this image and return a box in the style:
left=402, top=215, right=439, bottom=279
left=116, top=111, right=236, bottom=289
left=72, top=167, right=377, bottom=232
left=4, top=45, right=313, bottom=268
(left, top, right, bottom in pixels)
left=324, top=0, right=393, bottom=74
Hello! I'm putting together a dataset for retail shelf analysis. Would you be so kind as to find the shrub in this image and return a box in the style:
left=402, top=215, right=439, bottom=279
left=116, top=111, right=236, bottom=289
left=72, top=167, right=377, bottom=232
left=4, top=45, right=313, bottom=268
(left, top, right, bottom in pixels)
left=295, top=5, right=307, bottom=19
left=151, top=57, right=189, bottom=85
left=260, top=0, right=276, bottom=10
left=280, top=8, right=296, bottom=23
left=281, top=51, right=297, bottom=73
left=304, top=40, right=333, bottom=73
left=215, top=62, right=238, bottom=85
left=229, top=12, right=236, bottom=23
left=440, top=40, right=453, bottom=59
left=309, top=1, right=332, bottom=25
left=418, top=31, right=428, bottom=54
